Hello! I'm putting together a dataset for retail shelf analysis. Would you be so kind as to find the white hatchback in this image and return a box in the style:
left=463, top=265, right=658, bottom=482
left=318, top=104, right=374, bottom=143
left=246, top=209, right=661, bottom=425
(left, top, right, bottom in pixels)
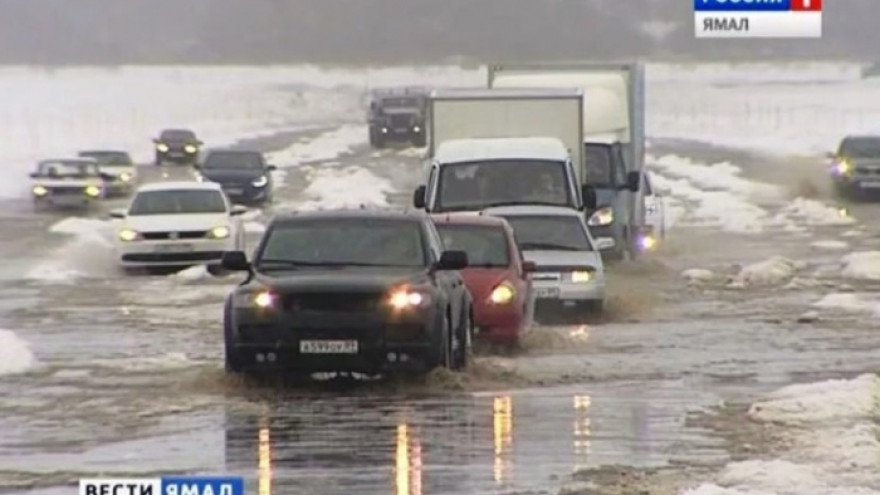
left=111, top=181, right=247, bottom=271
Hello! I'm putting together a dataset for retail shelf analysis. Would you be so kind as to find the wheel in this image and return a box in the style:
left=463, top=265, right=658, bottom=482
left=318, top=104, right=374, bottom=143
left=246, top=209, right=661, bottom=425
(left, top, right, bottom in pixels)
left=223, top=300, right=244, bottom=373
left=452, top=309, right=473, bottom=370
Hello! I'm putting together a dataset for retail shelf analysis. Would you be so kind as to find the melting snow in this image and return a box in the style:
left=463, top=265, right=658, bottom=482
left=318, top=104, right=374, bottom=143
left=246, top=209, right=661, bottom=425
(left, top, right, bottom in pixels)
left=293, top=166, right=394, bottom=211
left=0, top=329, right=37, bottom=375
left=840, top=251, right=880, bottom=280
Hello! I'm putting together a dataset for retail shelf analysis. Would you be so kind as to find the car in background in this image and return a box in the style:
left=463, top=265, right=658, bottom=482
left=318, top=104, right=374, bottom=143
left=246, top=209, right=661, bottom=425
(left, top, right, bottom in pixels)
left=196, top=149, right=277, bottom=205
left=367, top=87, right=428, bottom=148
left=29, top=158, right=112, bottom=211
left=639, top=170, right=666, bottom=251
left=153, top=128, right=202, bottom=166
left=77, top=150, right=137, bottom=197
left=220, top=209, right=472, bottom=375
left=482, top=205, right=608, bottom=319
left=828, top=135, right=880, bottom=199
left=433, top=213, right=535, bottom=347
left=110, top=181, right=247, bottom=274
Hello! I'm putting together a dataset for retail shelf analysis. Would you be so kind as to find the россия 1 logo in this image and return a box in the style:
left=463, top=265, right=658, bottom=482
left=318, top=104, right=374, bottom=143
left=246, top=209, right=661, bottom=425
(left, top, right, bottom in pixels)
left=693, top=0, right=822, bottom=38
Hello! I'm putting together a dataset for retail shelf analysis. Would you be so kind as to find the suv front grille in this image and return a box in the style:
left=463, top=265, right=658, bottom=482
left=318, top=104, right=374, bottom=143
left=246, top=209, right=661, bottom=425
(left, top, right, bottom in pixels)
left=282, top=291, right=385, bottom=313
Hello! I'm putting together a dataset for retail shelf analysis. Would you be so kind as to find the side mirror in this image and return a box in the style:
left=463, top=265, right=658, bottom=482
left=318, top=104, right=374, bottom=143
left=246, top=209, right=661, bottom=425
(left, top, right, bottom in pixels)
left=625, top=171, right=641, bottom=192
left=266, top=164, right=277, bottom=171
left=595, top=238, right=615, bottom=251
left=230, top=205, right=248, bottom=216
left=435, top=250, right=468, bottom=271
left=413, top=185, right=427, bottom=208
left=580, top=185, right=597, bottom=210
left=522, top=261, right=537, bottom=273
left=221, top=251, right=251, bottom=271
left=109, top=209, right=126, bottom=219
left=29, top=172, right=39, bottom=179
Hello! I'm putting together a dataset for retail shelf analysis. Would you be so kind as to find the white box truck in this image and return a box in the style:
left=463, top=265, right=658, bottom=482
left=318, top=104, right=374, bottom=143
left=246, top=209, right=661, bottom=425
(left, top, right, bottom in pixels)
left=413, top=88, right=597, bottom=214
left=487, top=62, right=647, bottom=260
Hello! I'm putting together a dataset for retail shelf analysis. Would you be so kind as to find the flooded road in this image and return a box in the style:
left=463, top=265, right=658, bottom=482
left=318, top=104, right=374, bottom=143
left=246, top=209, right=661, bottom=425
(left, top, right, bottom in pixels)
left=3, top=119, right=880, bottom=495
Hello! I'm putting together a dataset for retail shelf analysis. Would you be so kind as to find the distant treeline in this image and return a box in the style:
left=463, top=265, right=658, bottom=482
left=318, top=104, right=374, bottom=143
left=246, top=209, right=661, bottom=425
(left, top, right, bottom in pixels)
left=0, top=0, right=875, bottom=65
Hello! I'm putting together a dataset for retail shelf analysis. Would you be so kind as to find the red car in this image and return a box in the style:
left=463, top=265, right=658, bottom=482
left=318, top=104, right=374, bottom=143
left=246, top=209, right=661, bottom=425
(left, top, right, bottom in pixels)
left=432, top=214, right=535, bottom=346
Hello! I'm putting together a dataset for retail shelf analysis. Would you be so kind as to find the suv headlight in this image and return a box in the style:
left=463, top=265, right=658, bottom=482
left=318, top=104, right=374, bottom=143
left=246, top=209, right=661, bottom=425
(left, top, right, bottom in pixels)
left=387, top=287, right=430, bottom=309
left=587, top=206, right=614, bottom=226
left=184, top=144, right=198, bottom=153
left=119, top=172, right=132, bottom=182
left=118, top=229, right=140, bottom=242
left=233, top=289, right=276, bottom=309
left=208, top=226, right=230, bottom=239
left=489, top=283, right=515, bottom=304
left=84, top=185, right=101, bottom=197
left=32, top=185, right=48, bottom=196
left=156, top=143, right=169, bottom=152
left=252, top=175, right=268, bottom=187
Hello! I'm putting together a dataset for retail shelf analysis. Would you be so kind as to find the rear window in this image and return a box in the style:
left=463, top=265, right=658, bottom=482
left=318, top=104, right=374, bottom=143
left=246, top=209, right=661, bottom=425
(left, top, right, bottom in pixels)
left=435, top=224, right=510, bottom=268
left=840, top=138, right=880, bottom=158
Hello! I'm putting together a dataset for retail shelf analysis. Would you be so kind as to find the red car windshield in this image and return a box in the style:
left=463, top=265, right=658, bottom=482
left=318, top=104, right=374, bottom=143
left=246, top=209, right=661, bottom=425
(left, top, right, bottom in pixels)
left=436, top=224, right=510, bottom=268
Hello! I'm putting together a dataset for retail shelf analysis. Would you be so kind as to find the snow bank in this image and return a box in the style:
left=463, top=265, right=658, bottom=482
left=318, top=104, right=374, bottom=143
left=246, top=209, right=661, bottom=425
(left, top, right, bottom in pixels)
left=266, top=124, right=366, bottom=173
left=293, top=166, right=394, bottom=211
left=840, top=251, right=880, bottom=280
left=684, top=374, right=880, bottom=495
left=682, top=268, right=715, bottom=285
left=728, top=256, right=801, bottom=288
left=812, top=293, right=880, bottom=314
left=810, top=240, right=849, bottom=251
left=0, top=329, right=37, bottom=375
left=773, top=199, right=855, bottom=227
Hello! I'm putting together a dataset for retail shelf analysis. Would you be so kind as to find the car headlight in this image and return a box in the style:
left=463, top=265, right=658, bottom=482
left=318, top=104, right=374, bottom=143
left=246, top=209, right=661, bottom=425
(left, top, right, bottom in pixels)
left=184, top=144, right=198, bottom=153
left=84, top=185, right=101, bottom=197
left=252, top=175, right=268, bottom=187
left=834, top=159, right=850, bottom=175
left=570, top=270, right=593, bottom=283
left=489, top=283, right=515, bottom=304
left=387, top=287, right=429, bottom=309
left=32, top=185, right=48, bottom=196
left=119, top=172, right=132, bottom=182
left=156, top=143, right=170, bottom=152
left=413, top=125, right=421, bottom=132
left=208, top=226, right=230, bottom=239
left=639, top=235, right=657, bottom=251
left=118, top=229, right=140, bottom=242
left=587, top=206, right=614, bottom=226
left=233, top=290, right=277, bottom=309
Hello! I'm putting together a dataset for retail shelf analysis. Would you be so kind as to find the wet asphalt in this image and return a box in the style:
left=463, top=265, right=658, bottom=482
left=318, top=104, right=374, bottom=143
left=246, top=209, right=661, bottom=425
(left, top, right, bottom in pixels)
left=1, top=127, right=880, bottom=495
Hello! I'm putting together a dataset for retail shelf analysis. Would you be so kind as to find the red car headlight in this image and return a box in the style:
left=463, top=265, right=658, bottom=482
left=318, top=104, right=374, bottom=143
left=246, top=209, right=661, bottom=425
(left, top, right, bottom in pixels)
left=489, top=283, right=515, bottom=305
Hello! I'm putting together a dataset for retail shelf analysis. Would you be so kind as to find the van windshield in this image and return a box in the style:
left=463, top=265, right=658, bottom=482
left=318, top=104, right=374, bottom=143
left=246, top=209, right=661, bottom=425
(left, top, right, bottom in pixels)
left=435, top=160, right=573, bottom=212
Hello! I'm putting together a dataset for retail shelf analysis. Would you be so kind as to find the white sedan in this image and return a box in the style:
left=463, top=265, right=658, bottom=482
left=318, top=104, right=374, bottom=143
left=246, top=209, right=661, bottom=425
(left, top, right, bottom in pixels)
left=111, top=181, right=247, bottom=273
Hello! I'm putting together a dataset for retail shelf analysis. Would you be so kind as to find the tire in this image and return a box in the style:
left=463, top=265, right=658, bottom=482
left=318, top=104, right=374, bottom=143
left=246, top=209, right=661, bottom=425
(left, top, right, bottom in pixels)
left=452, top=309, right=473, bottom=371
left=223, top=300, right=243, bottom=373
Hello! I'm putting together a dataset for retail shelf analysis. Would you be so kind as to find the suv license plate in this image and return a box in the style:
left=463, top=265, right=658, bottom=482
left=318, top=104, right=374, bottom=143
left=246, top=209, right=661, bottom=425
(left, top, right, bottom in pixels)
left=300, top=340, right=358, bottom=354
left=535, top=287, right=560, bottom=298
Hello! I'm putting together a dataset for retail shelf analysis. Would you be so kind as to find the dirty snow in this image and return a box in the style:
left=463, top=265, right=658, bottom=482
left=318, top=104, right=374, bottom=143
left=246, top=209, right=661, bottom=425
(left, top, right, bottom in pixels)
left=293, top=166, right=394, bottom=211
left=0, top=329, right=37, bottom=375
left=727, top=256, right=802, bottom=288
left=812, top=293, right=880, bottom=314
left=840, top=251, right=880, bottom=280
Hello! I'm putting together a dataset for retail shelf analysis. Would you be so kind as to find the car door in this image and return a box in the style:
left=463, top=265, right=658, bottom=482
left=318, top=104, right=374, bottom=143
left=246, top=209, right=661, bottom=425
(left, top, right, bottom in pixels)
left=642, top=172, right=665, bottom=239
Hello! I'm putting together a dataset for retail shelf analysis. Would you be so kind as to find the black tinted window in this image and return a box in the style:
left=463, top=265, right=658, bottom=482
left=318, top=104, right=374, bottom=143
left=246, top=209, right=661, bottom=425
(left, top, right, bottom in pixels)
left=436, top=224, right=510, bottom=267
left=381, top=97, right=422, bottom=108
left=437, top=160, right=571, bottom=211
left=584, top=144, right=613, bottom=186
left=78, top=151, right=132, bottom=165
left=204, top=152, right=264, bottom=169
left=840, top=138, right=880, bottom=158
left=502, top=215, right=593, bottom=251
left=129, top=190, right=227, bottom=215
left=160, top=130, right=196, bottom=141
left=260, top=219, right=426, bottom=267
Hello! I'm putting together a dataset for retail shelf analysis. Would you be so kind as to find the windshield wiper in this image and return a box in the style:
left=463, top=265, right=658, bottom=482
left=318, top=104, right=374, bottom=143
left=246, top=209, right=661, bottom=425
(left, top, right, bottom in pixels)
left=519, top=242, right=584, bottom=252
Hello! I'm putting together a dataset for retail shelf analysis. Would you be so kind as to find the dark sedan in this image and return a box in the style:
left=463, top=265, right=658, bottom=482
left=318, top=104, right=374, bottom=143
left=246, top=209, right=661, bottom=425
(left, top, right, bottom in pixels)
left=153, top=128, right=202, bottom=165
left=197, top=149, right=276, bottom=205
left=220, top=209, right=473, bottom=376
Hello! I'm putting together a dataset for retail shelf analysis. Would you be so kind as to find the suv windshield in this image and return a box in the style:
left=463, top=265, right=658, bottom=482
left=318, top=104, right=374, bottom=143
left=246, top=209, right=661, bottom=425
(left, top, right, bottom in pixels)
left=204, top=152, right=264, bottom=170
left=436, top=160, right=572, bottom=211
left=160, top=130, right=196, bottom=141
left=38, top=161, right=100, bottom=177
left=501, top=215, right=593, bottom=251
left=436, top=224, right=510, bottom=267
left=78, top=151, right=132, bottom=165
left=380, top=97, right=422, bottom=109
left=840, top=138, right=880, bottom=158
left=259, top=219, right=426, bottom=268
left=584, top=144, right=614, bottom=187
left=129, top=190, right=227, bottom=215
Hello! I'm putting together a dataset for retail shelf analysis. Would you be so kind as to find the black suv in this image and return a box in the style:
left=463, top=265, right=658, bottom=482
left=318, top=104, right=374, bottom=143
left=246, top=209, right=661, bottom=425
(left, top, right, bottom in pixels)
left=367, top=88, right=428, bottom=148
left=153, top=128, right=202, bottom=166
left=220, top=209, right=473, bottom=376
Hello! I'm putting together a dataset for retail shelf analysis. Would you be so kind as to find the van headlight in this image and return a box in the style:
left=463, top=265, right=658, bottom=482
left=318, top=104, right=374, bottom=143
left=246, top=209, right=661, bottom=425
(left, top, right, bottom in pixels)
left=208, top=226, right=230, bottom=239
left=118, top=229, right=140, bottom=242
left=156, top=143, right=169, bottom=152
left=32, top=185, right=48, bottom=196
left=252, top=175, right=268, bottom=187
left=570, top=270, right=592, bottom=283
left=84, top=185, right=101, bottom=197
left=587, top=206, right=614, bottom=226
left=184, top=144, right=198, bottom=153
